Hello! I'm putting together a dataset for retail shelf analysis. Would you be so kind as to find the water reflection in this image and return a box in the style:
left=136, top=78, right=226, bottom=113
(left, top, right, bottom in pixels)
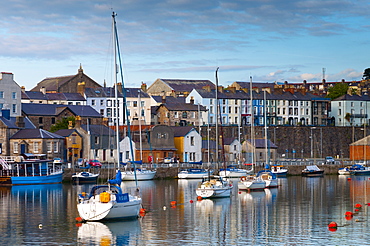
left=77, top=220, right=141, bottom=245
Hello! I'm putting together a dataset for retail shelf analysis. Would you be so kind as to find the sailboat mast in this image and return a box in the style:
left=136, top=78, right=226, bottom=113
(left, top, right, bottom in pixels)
left=113, top=12, right=121, bottom=169
left=215, top=67, right=219, bottom=170
left=264, top=90, right=268, bottom=165
left=138, top=90, right=143, bottom=162
left=250, top=76, right=255, bottom=165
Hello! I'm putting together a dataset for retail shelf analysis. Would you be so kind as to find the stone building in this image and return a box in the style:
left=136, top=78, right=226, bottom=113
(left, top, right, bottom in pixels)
left=31, top=65, right=101, bottom=94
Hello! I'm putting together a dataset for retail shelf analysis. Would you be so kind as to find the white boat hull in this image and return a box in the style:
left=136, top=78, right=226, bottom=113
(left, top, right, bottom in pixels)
left=178, top=171, right=209, bottom=179
left=219, top=170, right=249, bottom=178
left=77, top=193, right=142, bottom=221
left=121, top=170, right=156, bottom=181
left=196, top=186, right=232, bottom=198
left=238, top=176, right=266, bottom=190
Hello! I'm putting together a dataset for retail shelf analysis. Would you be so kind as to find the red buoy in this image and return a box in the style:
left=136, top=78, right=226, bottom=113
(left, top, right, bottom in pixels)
left=355, top=203, right=362, bottom=208
left=190, top=200, right=194, bottom=203
left=367, top=203, right=370, bottom=206
left=347, top=177, right=351, bottom=181
left=170, top=201, right=177, bottom=206
left=197, top=196, right=202, bottom=201
left=75, top=217, right=83, bottom=223
left=344, top=211, right=353, bottom=216
left=140, top=208, right=146, bottom=214
left=355, top=208, right=359, bottom=212
left=328, top=221, right=337, bottom=228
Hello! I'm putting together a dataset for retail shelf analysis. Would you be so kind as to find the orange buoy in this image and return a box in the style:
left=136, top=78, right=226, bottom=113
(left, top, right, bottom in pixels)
left=345, top=216, right=353, bottom=221
left=355, top=208, right=359, bottom=212
left=170, top=201, right=177, bottom=206
left=355, top=203, right=362, bottom=208
left=190, top=200, right=194, bottom=203
left=197, top=196, right=202, bottom=201
left=76, top=223, right=82, bottom=227
left=328, top=221, right=337, bottom=228
left=140, top=208, right=146, bottom=214
left=347, top=177, right=351, bottom=181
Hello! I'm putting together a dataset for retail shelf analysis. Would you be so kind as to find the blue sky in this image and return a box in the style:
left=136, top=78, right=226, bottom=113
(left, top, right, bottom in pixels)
left=0, top=0, right=369, bottom=90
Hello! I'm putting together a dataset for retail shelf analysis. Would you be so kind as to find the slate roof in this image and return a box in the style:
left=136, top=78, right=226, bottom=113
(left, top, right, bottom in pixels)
left=233, top=81, right=277, bottom=90
left=21, top=91, right=48, bottom=100
left=201, top=140, right=220, bottom=150
left=22, top=103, right=101, bottom=117
left=11, top=129, right=64, bottom=139
left=54, top=129, right=79, bottom=137
left=332, top=94, right=370, bottom=101
left=159, top=79, right=215, bottom=92
left=124, top=88, right=150, bottom=98
left=153, top=96, right=207, bottom=111
left=246, top=138, right=277, bottom=149
left=85, top=87, right=122, bottom=98
left=223, top=137, right=238, bottom=145
left=151, top=96, right=186, bottom=104
left=172, top=126, right=196, bottom=137
left=22, top=91, right=86, bottom=101
left=32, top=75, right=75, bottom=92
left=81, top=124, right=116, bottom=136
left=0, top=117, right=18, bottom=128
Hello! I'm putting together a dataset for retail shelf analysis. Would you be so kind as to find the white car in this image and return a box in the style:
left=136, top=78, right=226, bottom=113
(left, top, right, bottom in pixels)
left=164, top=157, right=172, bottom=163
left=325, top=156, right=335, bottom=164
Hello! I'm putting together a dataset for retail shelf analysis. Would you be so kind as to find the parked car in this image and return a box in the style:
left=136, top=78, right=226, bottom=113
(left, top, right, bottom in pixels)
left=89, top=159, right=102, bottom=167
left=325, top=156, right=335, bottom=164
left=164, top=157, right=172, bottom=163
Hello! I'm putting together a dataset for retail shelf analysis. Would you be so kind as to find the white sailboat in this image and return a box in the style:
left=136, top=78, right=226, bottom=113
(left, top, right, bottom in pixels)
left=77, top=12, right=142, bottom=221
left=238, top=76, right=266, bottom=191
left=196, top=68, right=233, bottom=198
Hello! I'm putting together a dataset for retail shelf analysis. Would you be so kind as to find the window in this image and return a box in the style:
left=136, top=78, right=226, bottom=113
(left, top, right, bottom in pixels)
left=210, top=99, right=213, bottom=104
left=107, top=100, right=112, bottom=107
left=100, top=100, right=104, bottom=106
left=351, top=102, right=354, bottom=107
left=190, top=136, right=194, bottom=146
left=33, top=142, right=39, bottom=153
left=110, top=149, right=114, bottom=157
left=126, top=151, right=129, bottom=159
left=191, top=112, right=195, bottom=118
left=95, top=136, right=99, bottom=144
left=210, top=106, right=213, bottom=114
left=91, top=100, right=96, bottom=106
left=141, top=101, right=145, bottom=107
left=338, top=109, right=341, bottom=115
left=14, top=142, right=18, bottom=153
left=126, top=101, right=131, bottom=107
left=222, top=99, right=226, bottom=105
left=53, top=142, right=58, bottom=153
left=0, top=103, right=2, bottom=109
left=12, top=104, right=16, bottom=113
left=228, top=107, right=232, bottom=113
left=182, top=112, right=187, bottom=118
left=222, top=107, right=226, bottom=113
left=339, top=102, right=341, bottom=107
left=107, top=108, right=112, bottom=117
left=141, top=109, right=144, bottom=117
left=12, top=92, right=16, bottom=99
left=235, top=107, right=238, bottom=114
left=0, top=91, right=3, bottom=98
left=100, top=109, right=104, bottom=115
left=47, top=142, right=52, bottom=153
left=39, top=117, right=43, bottom=124
left=133, top=101, right=138, bottom=107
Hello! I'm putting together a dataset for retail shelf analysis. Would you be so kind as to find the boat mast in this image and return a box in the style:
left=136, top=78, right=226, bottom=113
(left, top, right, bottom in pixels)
left=113, top=12, right=120, bottom=170
left=250, top=76, right=255, bottom=167
left=138, top=89, right=143, bottom=162
left=215, top=67, right=219, bottom=170
left=264, top=90, right=268, bottom=166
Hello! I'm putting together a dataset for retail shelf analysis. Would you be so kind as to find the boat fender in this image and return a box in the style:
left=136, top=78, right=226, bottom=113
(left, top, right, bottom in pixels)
left=99, top=192, right=111, bottom=203
left=241, top=176, right=246, bottom=181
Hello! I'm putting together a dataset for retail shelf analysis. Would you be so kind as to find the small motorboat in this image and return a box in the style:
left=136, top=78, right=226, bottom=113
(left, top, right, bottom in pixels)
left=301, top=165, right=324, bottom=177
left=349, top=163, right=370, bottom=175
left=196, top=175, right=233, bottom=198
left=121, top=169, right=156, bottom=181
left=72, top=171, right=99, bottom=184
left=271, top=165, right=288, bottom=177
left=238, top=175, right=266, bottom=191
left=338, top=166, right=351, bottom=175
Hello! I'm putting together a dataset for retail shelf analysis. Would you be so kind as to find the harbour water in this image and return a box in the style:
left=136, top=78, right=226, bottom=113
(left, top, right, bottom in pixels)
left=1, top=175, right=370, bottom=245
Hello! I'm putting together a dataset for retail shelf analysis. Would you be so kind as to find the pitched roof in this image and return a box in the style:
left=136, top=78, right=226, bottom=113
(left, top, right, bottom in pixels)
left=246, top=138, right=277, bottom=149
left=159, top=79, right=215, bottom=92
left=22, top=103, right=101, bottom=117
left=54, top=129, right=80, bottom=137
left=172, top=126, right=196, bottom=137
left=11, top=129, right=64, bottom=139
left=32, top=75, right=75, bottom=91
left=223, top=137, right=238, bottom=145
left=81, top=124, right=116, bottom=136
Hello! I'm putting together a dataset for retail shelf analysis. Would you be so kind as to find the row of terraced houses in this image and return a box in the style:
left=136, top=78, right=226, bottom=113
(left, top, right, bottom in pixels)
left=0, top=65, right=370, bottom=165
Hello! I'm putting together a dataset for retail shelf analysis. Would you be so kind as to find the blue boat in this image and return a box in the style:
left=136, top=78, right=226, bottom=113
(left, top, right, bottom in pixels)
left=178, top=168, right=210, bottom=179
left=0, top=154, right=63, bottom=186
left=349, top=163, right=370, bottom=175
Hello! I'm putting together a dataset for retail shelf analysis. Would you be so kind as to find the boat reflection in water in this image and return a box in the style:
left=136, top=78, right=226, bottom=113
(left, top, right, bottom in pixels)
left=77, top=219, right=141, bottom=245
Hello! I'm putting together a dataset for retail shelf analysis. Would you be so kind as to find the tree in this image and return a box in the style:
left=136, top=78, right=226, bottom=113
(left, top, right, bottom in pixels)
left=50, top=116, right=75, bottom=132
left=363, top=68, right=370, bottom=80
left=326, top=83, right=348, bottom=100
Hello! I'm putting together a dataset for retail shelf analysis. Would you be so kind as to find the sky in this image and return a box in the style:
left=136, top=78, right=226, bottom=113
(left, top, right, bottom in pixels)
left=1, top=0, right=369, bottom=90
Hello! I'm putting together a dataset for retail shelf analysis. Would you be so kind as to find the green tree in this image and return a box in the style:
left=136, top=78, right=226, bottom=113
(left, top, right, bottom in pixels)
left=326, top=83, right=348, bottom=100
left=363, top=68, right=370, bottom=80
left=50, top=116, right=75, bottom=132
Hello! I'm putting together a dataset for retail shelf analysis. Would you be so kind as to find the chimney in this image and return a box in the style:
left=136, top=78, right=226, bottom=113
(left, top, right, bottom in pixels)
left=40, top=86, right=46, bottom=94
left=68, top=120, right=73, bottom=129
left=75, top=115, right=81, bottom=128
left=77, top=82, right=85, bottom=96
left=103, top=117, right=109, bottom=126
left=141, top=82, right=147, bottom=92
left=342, top=79, right=345, bottom=83
left=162, top=95, right=166, bottom=104
left=116, top=82, right=123, bottom=94
left=190, top=96, right=194, bottom=104
left=15, top=116, right=25, bottom=128
left=21, top=86, right=25, bottom=93
left=322, top=79, right=326, bottom=84
left=303, top=80, right=307, bottom=85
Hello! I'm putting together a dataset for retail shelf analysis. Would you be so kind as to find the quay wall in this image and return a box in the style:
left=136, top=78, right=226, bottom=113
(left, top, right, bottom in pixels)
left=62, top=165, right=341, bottom=182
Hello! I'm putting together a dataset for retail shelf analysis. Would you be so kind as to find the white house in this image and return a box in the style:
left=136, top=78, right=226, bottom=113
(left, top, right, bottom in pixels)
left=0, top=72, right=21, bottom=117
